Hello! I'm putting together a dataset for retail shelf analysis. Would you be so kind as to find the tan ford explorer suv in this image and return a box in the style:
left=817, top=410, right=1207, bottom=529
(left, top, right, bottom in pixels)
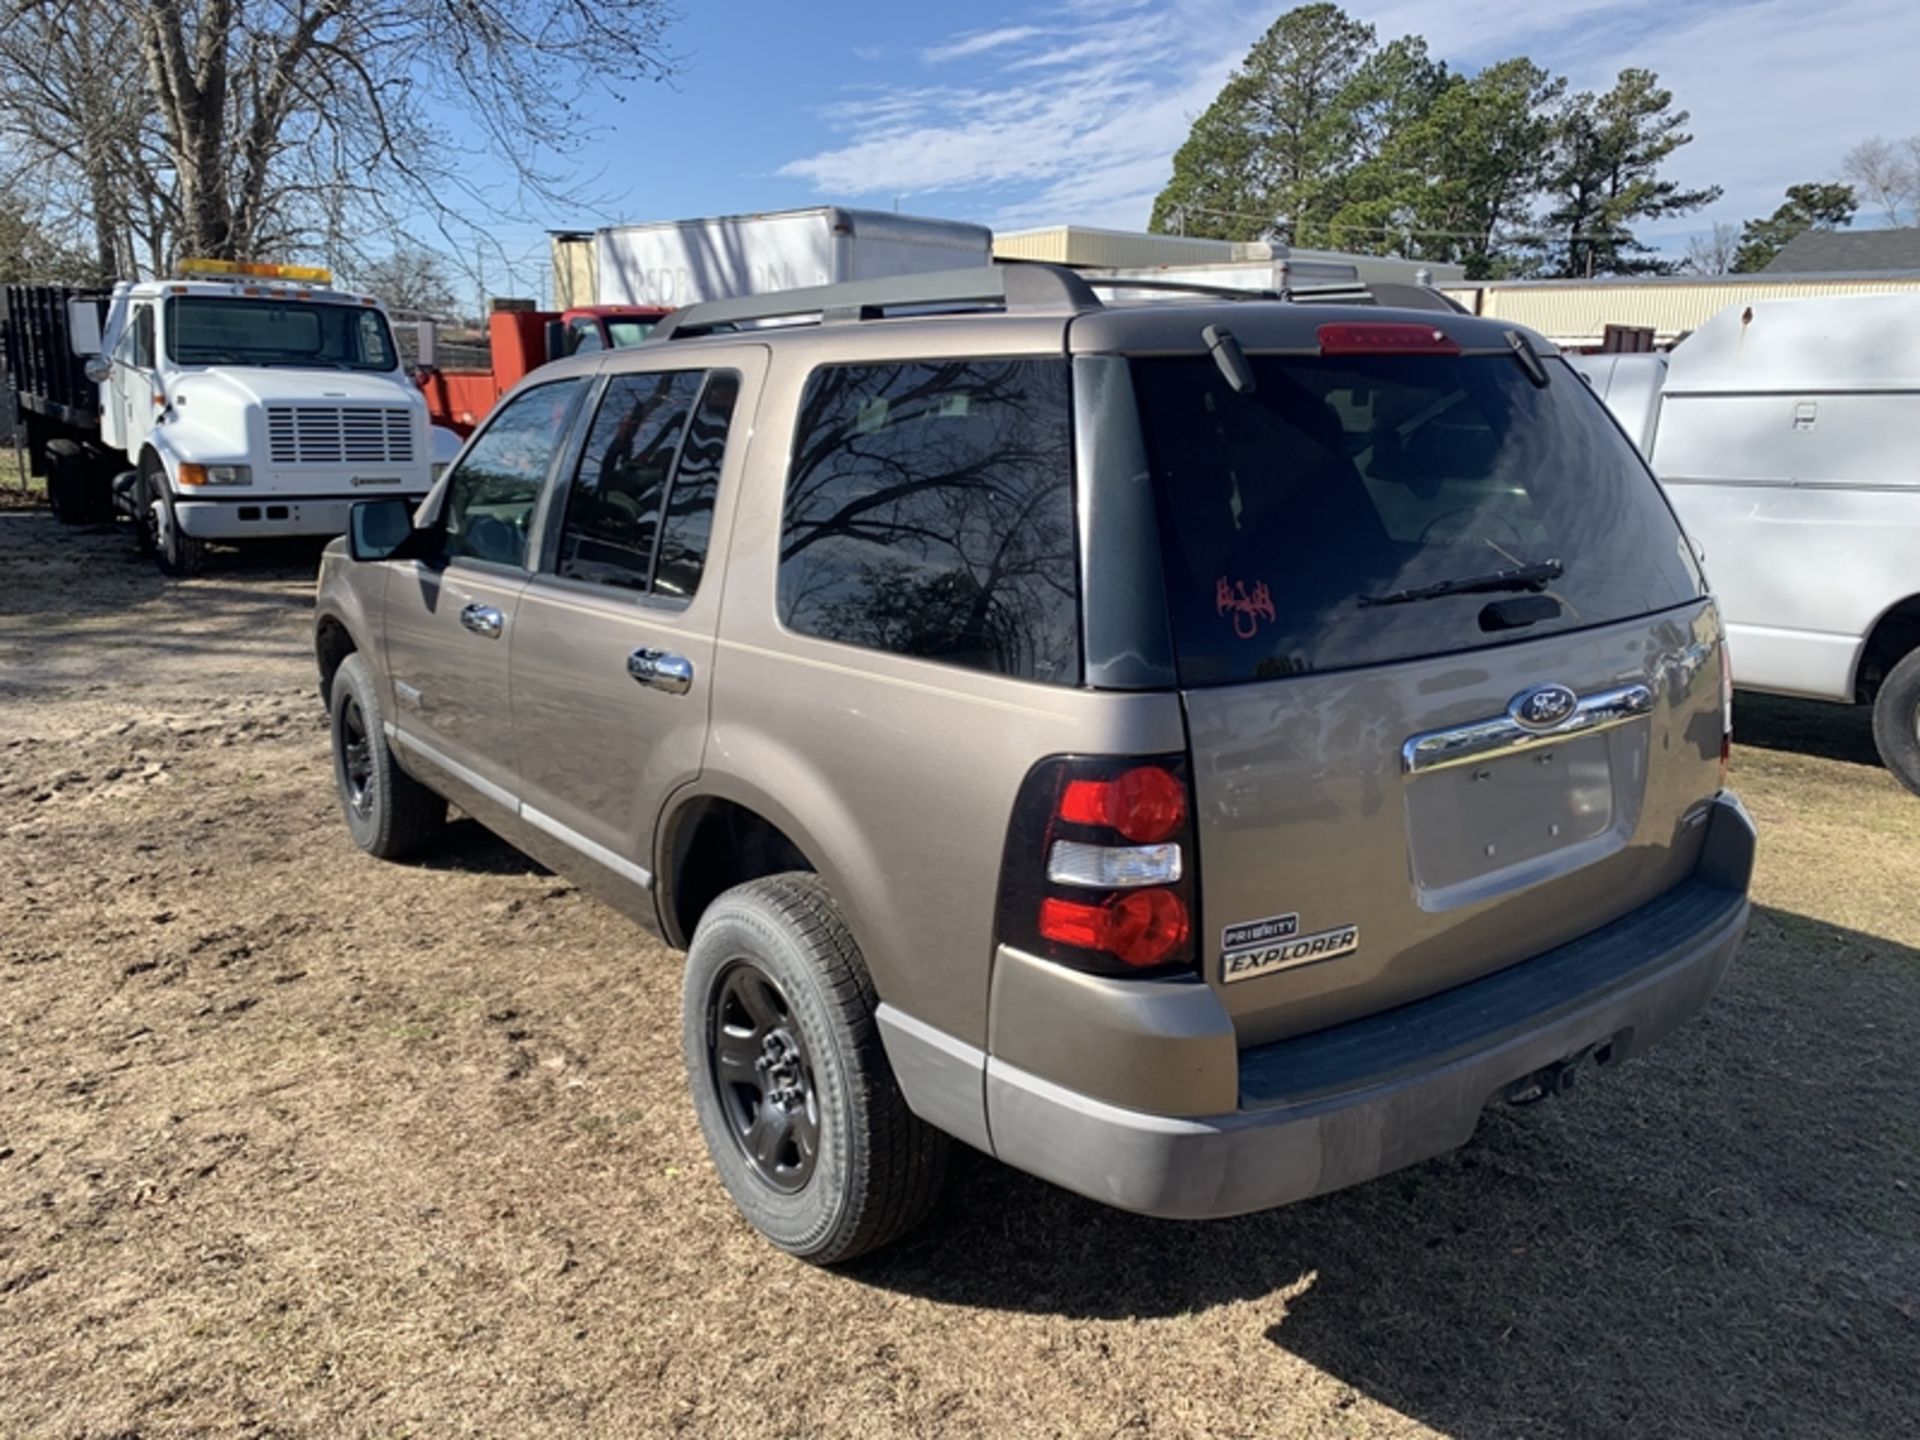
left=313, top=264, right=1756, bottom=1263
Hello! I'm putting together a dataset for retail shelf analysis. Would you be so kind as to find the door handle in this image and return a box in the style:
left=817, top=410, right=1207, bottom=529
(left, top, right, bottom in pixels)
left=460, top=603, right=505, bottom=639
left=627, top=647, right=694, bottom=695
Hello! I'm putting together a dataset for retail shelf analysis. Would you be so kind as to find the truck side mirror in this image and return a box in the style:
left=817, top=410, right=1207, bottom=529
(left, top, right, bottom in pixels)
left=348, top=497, right=419, bottom=562
left=83, top=355, right=113, bottom=384
left=67, top=298, right=103, bottom=357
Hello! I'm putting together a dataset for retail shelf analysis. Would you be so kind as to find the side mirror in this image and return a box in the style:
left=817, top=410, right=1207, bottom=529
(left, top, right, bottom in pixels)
left=67, top=298, right=103, bottom=356
left=347, top=497, right=419, bottom=562
left=83, top=355, right=113, bottom=385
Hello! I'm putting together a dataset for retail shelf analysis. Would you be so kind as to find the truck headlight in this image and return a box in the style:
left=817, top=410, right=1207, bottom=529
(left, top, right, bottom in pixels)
left=178, top=463, right=252, bottom=487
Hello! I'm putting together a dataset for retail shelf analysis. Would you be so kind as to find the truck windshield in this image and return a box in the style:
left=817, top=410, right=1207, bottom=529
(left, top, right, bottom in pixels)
left=605, top=319, right=657, bottom=348
left=1132, top=352, right=1705, bottom=686
left=165, top=297, right=398, bottom=371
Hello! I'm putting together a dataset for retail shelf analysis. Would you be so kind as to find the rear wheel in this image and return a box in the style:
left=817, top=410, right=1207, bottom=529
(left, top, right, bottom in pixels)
left=1871, top=648, right=1920, bottom=798
left=682, top=873, right=949, bottom=1263
left=329, top=652, right=446, bottom=858
left=44, top=441, right=91, bottom=524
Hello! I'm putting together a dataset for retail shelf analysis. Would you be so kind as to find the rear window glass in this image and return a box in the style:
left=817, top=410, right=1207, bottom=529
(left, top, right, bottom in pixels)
left=778, top=358, right=1079, bottom=686
left=1132, top=353, right=1703, bottom=686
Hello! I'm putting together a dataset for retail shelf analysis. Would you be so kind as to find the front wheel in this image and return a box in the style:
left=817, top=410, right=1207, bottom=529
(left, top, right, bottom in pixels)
left=1871, top=648, right=1920, bottom=798
left=682, top=873, right=949, bottom=1263
left=328, top=652, right=447, bottom=858
left=139, top=468, right=206, bottom=577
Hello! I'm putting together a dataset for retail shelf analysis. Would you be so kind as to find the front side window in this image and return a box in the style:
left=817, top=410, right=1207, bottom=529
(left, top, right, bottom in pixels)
left=1133, top=353, right=1705, bottom=686
left=555, top=370, right=706, bottom=591
left=441, top=378, right=585, bottom=568
left=118, top=304, right=155, bottom=368
left=777, top=358, right=1079, bottom=685
left=165, top=297, right=398, bottom=371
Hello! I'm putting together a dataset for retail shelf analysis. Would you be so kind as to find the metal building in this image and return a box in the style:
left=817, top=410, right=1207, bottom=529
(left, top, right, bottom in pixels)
left=994, top=225, right=1466, bottom=288
left=1441, top=272, right=1920, bottom=349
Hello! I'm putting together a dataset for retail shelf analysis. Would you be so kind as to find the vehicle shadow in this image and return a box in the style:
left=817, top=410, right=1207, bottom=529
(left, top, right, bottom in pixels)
left=413, top=817, right=554, bottom=878
left=1734, top=691, right=1881, bottom=769
left=854, top=905, right=1920, bottom=1438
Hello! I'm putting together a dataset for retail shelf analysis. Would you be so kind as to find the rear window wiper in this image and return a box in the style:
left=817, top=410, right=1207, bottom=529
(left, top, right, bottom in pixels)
left=1358, top=559, right=1564, bottom=608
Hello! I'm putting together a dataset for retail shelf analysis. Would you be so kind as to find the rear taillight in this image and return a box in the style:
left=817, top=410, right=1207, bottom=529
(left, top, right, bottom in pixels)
left=995, top=755, right=1199, bottom=977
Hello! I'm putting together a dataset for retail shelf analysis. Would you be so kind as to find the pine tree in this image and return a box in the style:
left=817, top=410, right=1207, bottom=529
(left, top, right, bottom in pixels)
left=1542, top=69, right=1721, bottom=277
left=1731, top=184, right=1858, bottom=272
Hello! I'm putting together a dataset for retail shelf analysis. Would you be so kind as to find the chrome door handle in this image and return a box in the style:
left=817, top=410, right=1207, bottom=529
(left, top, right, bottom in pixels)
left=627, top=647, right=694, bottom=695
left=460, top=603, right=504, bottom=639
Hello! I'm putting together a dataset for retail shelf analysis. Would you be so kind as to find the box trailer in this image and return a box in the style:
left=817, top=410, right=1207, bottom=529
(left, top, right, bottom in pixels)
left=1569, top=294, right=1920, bottom=794
left=593, top=208, right=993, bottom=308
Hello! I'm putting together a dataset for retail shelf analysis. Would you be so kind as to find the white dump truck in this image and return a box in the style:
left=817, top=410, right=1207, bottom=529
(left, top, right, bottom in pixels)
left=4, top=260, right=456, bottom=575
left=1570, top=294, right=1920, bottom=794
left=591, top=207, right=994, bottom=308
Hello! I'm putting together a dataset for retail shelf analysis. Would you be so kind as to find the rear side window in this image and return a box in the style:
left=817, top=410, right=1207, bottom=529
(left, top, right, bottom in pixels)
left=778, top=359, right=1079, bottom=685
left=655, top=372, right=739, bottom=599
left=558, top=370, right=705, bottom=591
left=1132, top=353, right=1703, bottom=686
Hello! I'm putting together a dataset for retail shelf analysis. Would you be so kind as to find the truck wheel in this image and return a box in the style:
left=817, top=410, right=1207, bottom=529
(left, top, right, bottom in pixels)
left=139, top=467, right=207, bottom=577
left=328, top=652, right=447, bottom=858
left=682, top=873, right=949, bottom=1264
left=45, top=441, right=88, bottom=525
left=1871, top=648, right=1920, bottom=798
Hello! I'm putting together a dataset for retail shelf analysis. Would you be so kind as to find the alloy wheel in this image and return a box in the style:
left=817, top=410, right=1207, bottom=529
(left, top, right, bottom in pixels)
left=708, top=961, right=820, bottom=1193
left=339, top=696, right=375, bottom=818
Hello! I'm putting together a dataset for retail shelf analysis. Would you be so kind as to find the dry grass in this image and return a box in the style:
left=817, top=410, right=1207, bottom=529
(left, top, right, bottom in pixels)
left=2, top=513, right=1916, bottom=1439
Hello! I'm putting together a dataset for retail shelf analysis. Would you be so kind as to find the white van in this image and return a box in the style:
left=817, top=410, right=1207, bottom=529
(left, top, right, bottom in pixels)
left=1571, top=295, right=1920, bottom=794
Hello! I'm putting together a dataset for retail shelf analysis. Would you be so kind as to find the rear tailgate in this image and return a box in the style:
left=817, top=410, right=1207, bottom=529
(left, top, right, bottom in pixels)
left=1184, top=605, right=1724, bottom=1044
left=1129, top=338, right=1725, bottom=1046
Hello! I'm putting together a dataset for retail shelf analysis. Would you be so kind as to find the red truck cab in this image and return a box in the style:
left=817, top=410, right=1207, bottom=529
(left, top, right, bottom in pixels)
left=414, top=303, right=669, bottom=437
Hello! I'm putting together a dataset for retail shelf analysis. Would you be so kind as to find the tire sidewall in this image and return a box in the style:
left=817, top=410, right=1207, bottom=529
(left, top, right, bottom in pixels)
left=142, top=466, right=202, bottom=575
left=1872, top=650, right=1920, bottom=798
left=45, top=453, right=80, bottom=523
left=330, top=655, right=389, bottom=852
left=682, top=893, right=858, bottom=1257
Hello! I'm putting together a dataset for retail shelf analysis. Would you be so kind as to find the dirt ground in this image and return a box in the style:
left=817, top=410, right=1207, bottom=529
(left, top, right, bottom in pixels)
left=2, top=504, right=1916, bottom=1440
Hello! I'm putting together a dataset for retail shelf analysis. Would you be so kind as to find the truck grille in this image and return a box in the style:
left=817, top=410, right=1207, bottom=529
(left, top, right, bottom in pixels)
left=266, top=406, right=415, bottom=466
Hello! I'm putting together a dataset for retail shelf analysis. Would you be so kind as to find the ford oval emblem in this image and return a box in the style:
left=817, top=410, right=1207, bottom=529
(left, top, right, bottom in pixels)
left=1510, top=683, right=1579, bottom=733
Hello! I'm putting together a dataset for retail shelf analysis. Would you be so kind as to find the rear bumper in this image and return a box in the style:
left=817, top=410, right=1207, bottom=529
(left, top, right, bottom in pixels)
left=175, top=492, right=428, bottom=540
left=886, top=792, right=1756, bottom=1220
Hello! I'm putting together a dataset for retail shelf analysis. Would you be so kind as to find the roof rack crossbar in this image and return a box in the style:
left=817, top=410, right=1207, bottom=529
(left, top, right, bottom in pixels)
left=650, top=263, right=1102, bottom=341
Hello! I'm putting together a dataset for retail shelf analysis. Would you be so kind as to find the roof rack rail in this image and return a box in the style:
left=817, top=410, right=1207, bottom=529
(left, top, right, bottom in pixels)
left=1078, top=276, right=1282, bottom=301
left=649, top=262, right=1102, bottom=341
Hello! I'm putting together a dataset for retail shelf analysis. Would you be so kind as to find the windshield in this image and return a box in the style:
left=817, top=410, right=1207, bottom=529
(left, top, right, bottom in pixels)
left=165, top=296, right=399, bottom=371
left=1132, top=352, right=1704, bottom=687
left=606, top=319, right=657, bottom=348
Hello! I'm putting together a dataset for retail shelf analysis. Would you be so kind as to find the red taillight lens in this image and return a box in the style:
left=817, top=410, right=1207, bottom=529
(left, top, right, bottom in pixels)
left=1057, top=764, right=1187, bottom=843
left=1039, top=889, right=1192, bottom=969
left=1316, top=322, right=1461, bottom=356
left=994, top=754, right=1200, bottom=978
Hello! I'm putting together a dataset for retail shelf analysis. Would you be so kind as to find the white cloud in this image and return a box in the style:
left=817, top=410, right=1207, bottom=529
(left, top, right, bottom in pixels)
left=781, top=0, right=1920, bottom=244
left=781, top=3, right=1252, bottom=227
left=921, top=25, right=1049, bottom=65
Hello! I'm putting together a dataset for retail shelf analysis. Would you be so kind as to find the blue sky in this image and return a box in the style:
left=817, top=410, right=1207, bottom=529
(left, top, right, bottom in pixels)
left=460, top=0, right=1920, bottom=299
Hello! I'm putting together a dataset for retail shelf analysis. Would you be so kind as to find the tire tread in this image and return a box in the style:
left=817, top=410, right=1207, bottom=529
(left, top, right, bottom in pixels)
left=692, top=873, right=948, bottom=1263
